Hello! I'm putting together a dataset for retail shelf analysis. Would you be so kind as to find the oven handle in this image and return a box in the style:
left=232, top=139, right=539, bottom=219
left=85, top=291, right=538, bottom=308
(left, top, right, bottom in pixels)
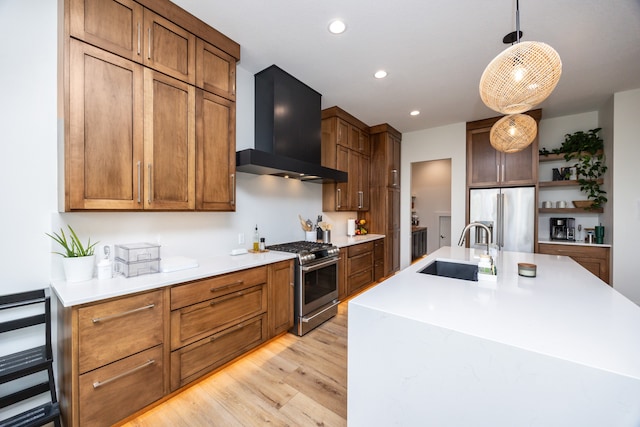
left=301, top=299, right=340, bottom=323
left=300, top=257, right=340, bottom=273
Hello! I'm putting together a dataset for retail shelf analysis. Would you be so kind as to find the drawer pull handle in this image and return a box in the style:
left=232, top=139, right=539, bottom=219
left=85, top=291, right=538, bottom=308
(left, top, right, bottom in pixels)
left=92, top=304, right=155, bottom=323
left=92, top=359, right=155, bottom=389
left=210, top=280, right=243, bottom=292
left=210, top=323, right=244, bottom=342
left=210, top=290, right=246, bottom=306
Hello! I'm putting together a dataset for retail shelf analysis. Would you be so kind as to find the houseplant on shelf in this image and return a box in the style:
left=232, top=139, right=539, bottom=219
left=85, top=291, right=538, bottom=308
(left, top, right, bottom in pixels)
left=47, top=225, right=98, bottom=282
left=552, top=128, right=607, bottom=210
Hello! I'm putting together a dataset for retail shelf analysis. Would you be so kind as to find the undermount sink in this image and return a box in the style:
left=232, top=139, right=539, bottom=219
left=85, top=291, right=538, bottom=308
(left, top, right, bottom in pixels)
left=418, top=260, right=478, bottom=282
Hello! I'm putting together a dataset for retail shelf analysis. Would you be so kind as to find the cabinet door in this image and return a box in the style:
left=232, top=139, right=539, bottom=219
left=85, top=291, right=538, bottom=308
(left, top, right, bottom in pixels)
left=196, top=89, right=236, bottom=211
left=501, top=140, right=538, bottom=185
left=389, top=134, right=401, bottom=188
left=68, top=39, right=144, bottom=210
left=336, top=145, right=350, bottom=210
left=467, top=128, right=500, bottom=187
left=337, top=119, right=349, bottom=147
left=143, top=10, right=196, bottom=84
left=347, top=150, right=360, bottom=210
left=269, top=260, right=294, bottom=337
left=143, top=69, right=196, bottom=210
left=358, top=153, right=370, bottom=211
left=196, top=38, right=236, bottom=100
left=70, top=0, right=143, bottom=63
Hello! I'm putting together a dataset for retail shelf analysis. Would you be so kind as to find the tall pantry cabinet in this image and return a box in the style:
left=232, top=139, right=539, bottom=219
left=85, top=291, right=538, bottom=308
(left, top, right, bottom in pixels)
left=365, top=124, right=402, bottom=277
left=64, top=0, right=239, bottom=211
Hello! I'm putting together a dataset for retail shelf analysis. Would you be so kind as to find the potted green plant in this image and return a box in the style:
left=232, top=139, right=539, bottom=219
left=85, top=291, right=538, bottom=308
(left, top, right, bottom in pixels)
left=552, top=128, right=607, bottom=210
left=46, top=225, right=98, bottom=282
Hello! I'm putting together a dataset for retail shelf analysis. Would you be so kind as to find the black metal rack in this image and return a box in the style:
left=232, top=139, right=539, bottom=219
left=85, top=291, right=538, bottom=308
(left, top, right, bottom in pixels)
left=0, top=289, right=61, bottom=427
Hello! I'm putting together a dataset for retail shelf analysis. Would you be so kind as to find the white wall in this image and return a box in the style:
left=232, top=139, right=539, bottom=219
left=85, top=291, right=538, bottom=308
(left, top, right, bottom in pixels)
left=401, top=123, right=467, bottom=269
left=411, top=159, right=452, bottom=253
left=611, top=88, right=640, bottom=303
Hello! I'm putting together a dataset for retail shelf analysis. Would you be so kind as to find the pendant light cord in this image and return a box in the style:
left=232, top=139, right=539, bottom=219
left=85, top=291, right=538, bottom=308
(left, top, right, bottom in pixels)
left=516, top=0, right=521, bottom=43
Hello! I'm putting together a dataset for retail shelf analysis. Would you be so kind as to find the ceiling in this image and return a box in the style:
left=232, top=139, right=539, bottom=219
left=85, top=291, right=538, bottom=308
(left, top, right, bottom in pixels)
left=172, top=0, right=640, bottom=134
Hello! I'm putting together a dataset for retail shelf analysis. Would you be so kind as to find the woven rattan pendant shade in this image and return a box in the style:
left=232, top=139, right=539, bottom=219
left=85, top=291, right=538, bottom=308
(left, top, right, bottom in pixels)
left=490, top=114, right=537, bottom=153
left=480, top=41, right=562, bottom=114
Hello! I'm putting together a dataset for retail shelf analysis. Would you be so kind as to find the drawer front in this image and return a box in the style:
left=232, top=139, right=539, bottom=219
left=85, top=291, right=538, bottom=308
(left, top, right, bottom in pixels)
left=538, top=243, right=608, bottom=259
left=78, top=290, right=163, bottom=373
left=79, top=345, right=164, bottom=427
left=348, top=241, right=374, bottom=257
left=171, top=266, right=267, bottom=310
left=171, top=283, right=267, bottom=349
left=348, top=251, right=374, bottom=276
left=170, top=314, right=267, bottom=390
left=349, top=268, right=374, bottom=294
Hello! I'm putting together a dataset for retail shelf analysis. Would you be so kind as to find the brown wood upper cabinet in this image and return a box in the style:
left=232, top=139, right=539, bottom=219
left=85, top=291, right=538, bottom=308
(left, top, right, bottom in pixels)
left=68, top=45, right=196, bottom=211
left=195, top=89, right=236, bottom=211
left=66, top=0, right=239, bottom=211
left=143, top=9, right=196, bottom=84
left=71, top=0, right=196, bottom=84
left=466, top=109, right=541, bottom=187
left=322, top=107, right=370, bottom=212
left=196, top=38, right=236, bottom=101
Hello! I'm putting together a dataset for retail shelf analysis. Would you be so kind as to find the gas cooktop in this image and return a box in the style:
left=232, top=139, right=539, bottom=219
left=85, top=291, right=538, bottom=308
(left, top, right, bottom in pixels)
left=266, top=241, right=339, bottom=264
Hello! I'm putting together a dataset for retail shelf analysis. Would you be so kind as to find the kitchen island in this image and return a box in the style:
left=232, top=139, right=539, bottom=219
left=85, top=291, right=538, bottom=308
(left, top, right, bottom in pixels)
left=348, top=246, right=640, bottom=426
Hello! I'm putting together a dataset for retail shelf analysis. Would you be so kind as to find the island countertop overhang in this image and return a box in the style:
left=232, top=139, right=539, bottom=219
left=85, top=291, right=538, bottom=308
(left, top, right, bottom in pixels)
left=349, top=246, right=640, bottom=381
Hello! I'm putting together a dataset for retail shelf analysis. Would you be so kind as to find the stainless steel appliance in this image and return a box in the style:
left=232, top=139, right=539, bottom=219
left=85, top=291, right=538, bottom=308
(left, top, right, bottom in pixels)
left=550, top=217, right=576, bottom=241
left=266, top=241, right=340, bottom=336
left=468, top=187, right=536, bottom=252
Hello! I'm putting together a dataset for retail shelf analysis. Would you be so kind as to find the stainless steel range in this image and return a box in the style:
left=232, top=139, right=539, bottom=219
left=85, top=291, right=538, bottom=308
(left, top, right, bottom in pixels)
left=266, top=241, right=340, bottom=336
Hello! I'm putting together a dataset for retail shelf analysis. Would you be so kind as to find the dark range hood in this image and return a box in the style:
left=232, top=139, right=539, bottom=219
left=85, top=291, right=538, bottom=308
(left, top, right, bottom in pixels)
left=236, top=65, right=347, bottom=183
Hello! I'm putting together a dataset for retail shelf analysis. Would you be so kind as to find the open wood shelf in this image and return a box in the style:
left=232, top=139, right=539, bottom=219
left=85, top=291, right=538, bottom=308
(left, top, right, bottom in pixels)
left=539, top=207, right=603, bottom=214
left=539, top=178, right=603, bottom=188
left=539, top=150, right=603, bottom=162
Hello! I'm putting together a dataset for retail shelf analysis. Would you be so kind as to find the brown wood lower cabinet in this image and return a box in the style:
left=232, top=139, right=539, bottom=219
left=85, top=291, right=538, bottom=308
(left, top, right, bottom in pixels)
left=58, top=289, right=167, bottom=427
left=538, top=243, right=610, bottom=285
left=78, top=345, right=164, bottom=427
left=347, top=241, right=375, bottom=295
left=57, top=261, right=293, bottom=426
left=170, top=314, right=267, bottom=389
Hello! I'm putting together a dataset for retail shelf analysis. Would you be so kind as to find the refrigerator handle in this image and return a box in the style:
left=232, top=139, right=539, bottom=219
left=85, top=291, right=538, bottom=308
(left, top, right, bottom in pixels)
left=501, top=193, right=506, bottom=248
left=497, top=193, right=504, bottom=248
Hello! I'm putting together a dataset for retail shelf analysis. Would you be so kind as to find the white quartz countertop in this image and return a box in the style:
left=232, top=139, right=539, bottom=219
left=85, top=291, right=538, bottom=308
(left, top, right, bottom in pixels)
left=331, top=233, right=384, bottom=248
left=350, top=246, right=640, bottom=381
left=51, top=251, right=297, bottom=307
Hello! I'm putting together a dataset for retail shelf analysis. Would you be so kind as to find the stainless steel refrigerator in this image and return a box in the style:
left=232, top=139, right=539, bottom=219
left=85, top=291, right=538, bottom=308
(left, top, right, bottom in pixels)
left=469, top=187, right=536, bottom=252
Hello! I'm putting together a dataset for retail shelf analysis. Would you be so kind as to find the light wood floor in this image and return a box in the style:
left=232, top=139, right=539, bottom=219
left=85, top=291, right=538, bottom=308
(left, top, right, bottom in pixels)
left=120, top=303, right=348, bottom=427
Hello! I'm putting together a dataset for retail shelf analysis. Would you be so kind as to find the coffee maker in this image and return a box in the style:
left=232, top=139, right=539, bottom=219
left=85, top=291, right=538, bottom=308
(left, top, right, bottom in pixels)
left=550, top=217, right=575, bottom=241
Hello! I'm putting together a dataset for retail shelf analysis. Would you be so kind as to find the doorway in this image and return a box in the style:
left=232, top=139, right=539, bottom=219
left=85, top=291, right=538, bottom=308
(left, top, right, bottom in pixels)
left=410, top=159, right=452, bottom=255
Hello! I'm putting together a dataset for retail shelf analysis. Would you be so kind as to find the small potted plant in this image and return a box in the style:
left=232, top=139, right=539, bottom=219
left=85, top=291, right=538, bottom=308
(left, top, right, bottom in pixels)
left=47, top=225, right=98, bottom=282
left=549, top=128, right=607, bottom=210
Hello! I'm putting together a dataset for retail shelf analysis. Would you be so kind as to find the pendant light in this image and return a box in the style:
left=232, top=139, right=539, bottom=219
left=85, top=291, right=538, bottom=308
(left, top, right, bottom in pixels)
left=489, top=113, right=537, bottom=153
left=479, top=0, right=562, bottom=115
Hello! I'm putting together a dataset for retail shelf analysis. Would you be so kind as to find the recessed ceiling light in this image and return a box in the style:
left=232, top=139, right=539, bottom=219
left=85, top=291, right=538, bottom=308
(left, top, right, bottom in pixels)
left=328, top=20, right=346, bottom=34
left=410, top=110, right=420, bottom=116
left=374, top=70, right=387, bottom=79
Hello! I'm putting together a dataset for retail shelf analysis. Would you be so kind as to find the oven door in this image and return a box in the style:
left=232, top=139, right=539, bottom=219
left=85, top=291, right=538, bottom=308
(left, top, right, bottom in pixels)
left=299, top=257, right=339, bottom=317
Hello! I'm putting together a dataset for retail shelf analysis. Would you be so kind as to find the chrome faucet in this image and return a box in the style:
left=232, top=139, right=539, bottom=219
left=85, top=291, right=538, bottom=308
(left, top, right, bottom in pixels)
left=458, top=222, right=492, bottom=255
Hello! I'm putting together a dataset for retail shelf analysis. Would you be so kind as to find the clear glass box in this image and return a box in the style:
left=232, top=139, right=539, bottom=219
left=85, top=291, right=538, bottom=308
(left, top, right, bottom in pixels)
left=114, top=258, right=160, bottom=277
left=114, top=243, right=161, bottom=263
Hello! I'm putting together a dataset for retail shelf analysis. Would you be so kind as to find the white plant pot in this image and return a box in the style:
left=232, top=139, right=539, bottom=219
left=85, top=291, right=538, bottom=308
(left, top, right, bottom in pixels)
left=63, top=255, right=95, bottom=282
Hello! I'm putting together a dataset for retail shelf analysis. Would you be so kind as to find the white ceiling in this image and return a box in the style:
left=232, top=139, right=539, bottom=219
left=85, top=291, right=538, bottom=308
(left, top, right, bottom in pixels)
left=172, top=0, right=640, bottom=134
